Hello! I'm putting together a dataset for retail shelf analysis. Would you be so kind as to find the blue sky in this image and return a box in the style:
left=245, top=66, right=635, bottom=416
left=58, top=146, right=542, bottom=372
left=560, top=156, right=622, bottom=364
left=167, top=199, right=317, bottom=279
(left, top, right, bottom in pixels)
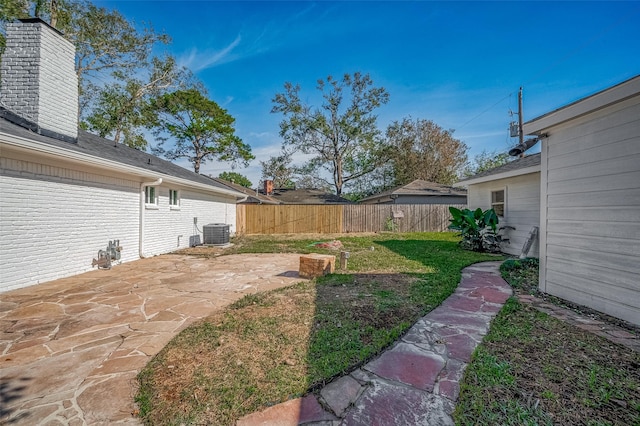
left=95, top=1, right=640, bottom=187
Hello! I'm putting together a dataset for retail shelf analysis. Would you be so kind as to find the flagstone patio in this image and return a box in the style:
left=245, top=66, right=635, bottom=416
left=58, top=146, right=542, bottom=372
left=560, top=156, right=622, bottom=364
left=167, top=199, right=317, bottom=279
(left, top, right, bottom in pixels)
left=0, top=253, right=304, bottom=425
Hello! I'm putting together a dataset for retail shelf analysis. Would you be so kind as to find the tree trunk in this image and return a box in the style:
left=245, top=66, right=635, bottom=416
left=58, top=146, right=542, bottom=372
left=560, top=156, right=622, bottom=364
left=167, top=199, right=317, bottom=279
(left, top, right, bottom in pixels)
left=335, top=159, right=343, bottom=195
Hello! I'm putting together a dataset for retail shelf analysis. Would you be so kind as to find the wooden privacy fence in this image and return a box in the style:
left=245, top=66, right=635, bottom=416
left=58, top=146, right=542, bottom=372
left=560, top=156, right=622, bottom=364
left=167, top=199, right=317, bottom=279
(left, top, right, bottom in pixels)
left=236, top=204, right=465, bottom=235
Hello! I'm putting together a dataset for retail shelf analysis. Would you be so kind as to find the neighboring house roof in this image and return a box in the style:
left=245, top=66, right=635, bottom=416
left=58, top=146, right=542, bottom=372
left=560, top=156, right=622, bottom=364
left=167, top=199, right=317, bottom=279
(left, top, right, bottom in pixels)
left=359, top=179, right=467, bottom=203
left=211, top=178, right=280, bottom=204
left=262, top=188, right=353, bottom=204
left=455, top=153, right=541, bottom=186
left=0, top=108, right=245, bottom=198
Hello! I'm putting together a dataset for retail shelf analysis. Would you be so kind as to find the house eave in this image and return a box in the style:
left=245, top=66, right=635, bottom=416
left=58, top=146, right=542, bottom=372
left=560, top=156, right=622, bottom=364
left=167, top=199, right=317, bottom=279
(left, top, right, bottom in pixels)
left=455, top=165, right=541, bottom=187
left=1, top=130, right=245, bottom=200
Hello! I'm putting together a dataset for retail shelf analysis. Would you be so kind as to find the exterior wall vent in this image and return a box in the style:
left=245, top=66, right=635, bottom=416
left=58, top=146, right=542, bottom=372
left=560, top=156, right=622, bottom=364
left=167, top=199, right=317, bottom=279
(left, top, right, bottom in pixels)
left=203, top=223, right=230, bottom=246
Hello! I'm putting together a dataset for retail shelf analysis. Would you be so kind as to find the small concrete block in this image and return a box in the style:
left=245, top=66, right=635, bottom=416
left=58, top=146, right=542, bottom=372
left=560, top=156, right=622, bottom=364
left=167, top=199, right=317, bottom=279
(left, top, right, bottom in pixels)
left=299, top=254, right=336, bottom=279
left=350, top=368, right=375, bottom=383
left=320, top=375, right=363, bottom=416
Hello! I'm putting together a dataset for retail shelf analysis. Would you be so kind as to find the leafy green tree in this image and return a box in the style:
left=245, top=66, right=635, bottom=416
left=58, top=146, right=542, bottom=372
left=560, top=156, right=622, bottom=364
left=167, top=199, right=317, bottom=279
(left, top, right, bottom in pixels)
left=463, top=150, right=514, bottom=177
left=272, top=72, right=390, bottom=195
left=386, top=118, right=468, bottom=186
left=148, top=89, right=254, bottom=174
left=0, top=0, right=30, bottom=70
left=1, top=0, right=69, bottom=31
left=83, top=56, right=194, bottom=149
left=260, top=153, right=296, bottom=189
left=0, top=0, right=30, bottom=22
left=218, top=172, right=252, bottom=188
left=294, top=174, right=331, bottom=191
left=60, top=1, right=170, bottom=118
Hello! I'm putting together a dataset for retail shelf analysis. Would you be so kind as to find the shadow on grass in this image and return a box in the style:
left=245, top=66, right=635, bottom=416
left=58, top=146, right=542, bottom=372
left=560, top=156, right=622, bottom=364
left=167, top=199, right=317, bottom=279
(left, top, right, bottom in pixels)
left=303, top=237, right=502, bottom=375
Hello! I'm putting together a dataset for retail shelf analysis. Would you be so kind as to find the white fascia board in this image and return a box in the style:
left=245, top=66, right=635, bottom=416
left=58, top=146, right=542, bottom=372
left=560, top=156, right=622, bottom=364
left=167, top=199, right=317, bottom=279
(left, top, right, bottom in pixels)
left=524, top=75, right=640, bottom=135
left=454, top=165, right=540, bottom=187
left=0, top=131, right=245, bottom=199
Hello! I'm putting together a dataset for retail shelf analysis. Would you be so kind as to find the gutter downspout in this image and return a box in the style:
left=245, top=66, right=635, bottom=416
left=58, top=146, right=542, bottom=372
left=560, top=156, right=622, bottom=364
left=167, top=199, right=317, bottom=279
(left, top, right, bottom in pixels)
left=139, top=178, right=162, bottom=258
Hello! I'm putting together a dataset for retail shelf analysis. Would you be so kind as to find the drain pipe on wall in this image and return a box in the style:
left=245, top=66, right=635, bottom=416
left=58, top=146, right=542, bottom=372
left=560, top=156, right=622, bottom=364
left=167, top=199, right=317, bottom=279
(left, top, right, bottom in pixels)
left=139, top=178, right=162, bottom=258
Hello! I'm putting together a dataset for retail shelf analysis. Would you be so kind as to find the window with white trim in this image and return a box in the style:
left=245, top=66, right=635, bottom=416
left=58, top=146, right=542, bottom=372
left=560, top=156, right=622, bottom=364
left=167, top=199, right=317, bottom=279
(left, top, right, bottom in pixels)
left=145, top=186, right=158, bottom=206
left=169, top=189, right=180, bottom=208
left=491, top=189, right=505, bottom=217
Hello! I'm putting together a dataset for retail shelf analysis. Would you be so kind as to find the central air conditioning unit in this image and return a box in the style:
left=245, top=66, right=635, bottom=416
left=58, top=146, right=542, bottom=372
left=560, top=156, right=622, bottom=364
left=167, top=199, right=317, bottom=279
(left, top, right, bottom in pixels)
left=203, top=223, right=230, bottom=246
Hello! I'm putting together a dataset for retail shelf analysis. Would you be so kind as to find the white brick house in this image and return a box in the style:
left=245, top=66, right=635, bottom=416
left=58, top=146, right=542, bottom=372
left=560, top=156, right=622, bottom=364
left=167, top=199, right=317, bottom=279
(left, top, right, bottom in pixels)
left=0, top=19, right=245, bottom=292
left=458, top=76, right=640, bottom=326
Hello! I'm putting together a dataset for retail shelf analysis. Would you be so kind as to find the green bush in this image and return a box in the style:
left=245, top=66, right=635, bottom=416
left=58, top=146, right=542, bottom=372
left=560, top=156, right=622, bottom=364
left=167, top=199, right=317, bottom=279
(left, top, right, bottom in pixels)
left=448, top=207, right=505, bottom=252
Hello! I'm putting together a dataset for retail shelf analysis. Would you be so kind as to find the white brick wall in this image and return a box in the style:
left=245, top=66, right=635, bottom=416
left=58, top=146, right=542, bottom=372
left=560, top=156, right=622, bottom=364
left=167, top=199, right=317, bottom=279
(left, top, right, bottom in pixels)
left=0, top=157, right=139, bottom=291
left=143, top=187, right=237, bottom=256
left=0, top=155, right=238, bottom=292
left=1, top=20, right=78, bottom=139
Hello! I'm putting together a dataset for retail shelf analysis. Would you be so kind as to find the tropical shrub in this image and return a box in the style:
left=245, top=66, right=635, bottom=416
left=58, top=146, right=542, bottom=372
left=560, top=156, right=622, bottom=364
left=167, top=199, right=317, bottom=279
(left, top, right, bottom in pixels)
left=448, top=207, right=508, bottom=252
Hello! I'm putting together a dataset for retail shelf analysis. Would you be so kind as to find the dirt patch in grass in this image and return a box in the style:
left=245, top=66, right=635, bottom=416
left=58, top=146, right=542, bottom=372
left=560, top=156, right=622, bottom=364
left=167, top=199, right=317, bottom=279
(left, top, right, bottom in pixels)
left=315, top=273, right=422, bottom=330
left=173, top=245, right=227, bottom=257
left=138, top=284, right=315, bottom=424
left=455, top=259, right=640, bottom=425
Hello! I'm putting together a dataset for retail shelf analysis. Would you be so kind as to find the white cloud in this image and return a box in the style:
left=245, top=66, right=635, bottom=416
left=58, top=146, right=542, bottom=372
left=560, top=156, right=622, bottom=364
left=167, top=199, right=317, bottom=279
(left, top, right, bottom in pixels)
left=248, top=131, right=274, bottom=139
left=221, top=96, right=234, bottom=107
left=178, top=34, right=242, bottom=72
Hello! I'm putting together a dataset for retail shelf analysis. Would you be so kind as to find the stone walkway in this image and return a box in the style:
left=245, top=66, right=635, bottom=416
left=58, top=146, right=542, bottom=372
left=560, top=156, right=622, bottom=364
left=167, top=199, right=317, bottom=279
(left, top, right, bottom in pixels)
left=238, top=261, right=512, bottom=426
left=0, top=254, right=305, bottom=425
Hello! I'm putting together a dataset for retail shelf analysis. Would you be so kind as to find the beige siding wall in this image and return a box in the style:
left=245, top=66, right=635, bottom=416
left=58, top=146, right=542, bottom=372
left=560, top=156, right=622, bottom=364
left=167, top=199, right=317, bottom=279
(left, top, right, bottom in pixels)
left=467, top=173, right=541, bottom=257
left=542, top=96, right=640, bottom=325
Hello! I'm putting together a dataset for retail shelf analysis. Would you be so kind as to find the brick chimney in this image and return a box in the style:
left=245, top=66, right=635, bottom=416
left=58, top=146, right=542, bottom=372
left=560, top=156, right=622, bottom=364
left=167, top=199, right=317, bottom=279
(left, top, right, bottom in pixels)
left=0, top=18, right=78, bottom=141
left=264, top=179, right=274, bottom=195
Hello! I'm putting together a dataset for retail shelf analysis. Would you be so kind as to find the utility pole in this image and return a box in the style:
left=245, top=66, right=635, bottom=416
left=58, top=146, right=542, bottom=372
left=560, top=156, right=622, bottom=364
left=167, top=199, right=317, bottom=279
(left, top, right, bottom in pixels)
left=518, top=87, right=524, bottom=145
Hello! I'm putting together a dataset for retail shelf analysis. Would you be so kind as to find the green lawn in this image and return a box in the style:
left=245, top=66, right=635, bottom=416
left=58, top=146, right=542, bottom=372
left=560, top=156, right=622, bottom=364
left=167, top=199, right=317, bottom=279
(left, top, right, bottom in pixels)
left=136, top=232, right=500, bottom=425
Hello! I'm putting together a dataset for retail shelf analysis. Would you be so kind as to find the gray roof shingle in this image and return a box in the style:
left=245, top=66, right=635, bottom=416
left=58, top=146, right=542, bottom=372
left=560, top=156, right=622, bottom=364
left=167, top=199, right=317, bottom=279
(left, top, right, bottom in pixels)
left=264, top=188, right=353, bottom=204
left=0, top=110, right=243, bottom=195
left=359, top=179, right=466, bottom=203
left=456, top=153, right=541, bottom=184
